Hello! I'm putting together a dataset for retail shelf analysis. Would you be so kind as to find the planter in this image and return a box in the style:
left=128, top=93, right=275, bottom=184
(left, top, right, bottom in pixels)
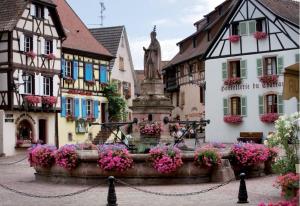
left=85, top=81, right=95, bottom=86
left=64, top=77, right=75, bottom=84
left=228, top=35, right=240, bottom=43
left=224, top=77, right=242, bottom=86
left=45, top=53, right=55, bottom=60
left=259, top=75, right=278, bottom=85
left=223, top=115, right=243, bottom=124
left=24, top=95, right=41, bottom=105
left=260, top=113, right=279, bottom=123
left=264, top=158, right=275, bottom=174
left=254, top=32, right=267, bottom=40
left=25, top=51, right=37, bottom=59
left=231, top=163, right=265, bottom=178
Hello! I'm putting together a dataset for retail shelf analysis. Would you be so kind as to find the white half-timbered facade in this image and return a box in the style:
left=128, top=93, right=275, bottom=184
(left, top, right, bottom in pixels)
left=205, top=0, right=299, bottom=143
left=0, top=0, right=65, bottom=156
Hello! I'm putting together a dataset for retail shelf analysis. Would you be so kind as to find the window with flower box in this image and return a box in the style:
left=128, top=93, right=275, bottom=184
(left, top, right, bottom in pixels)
left=257, top=56, right=283, bottom=84
left=65, top=60, right=73, bottom=78
left=66, top=98, right=74, bottom=116
left=86, top=99, right=93, bottom=116
left=23, top=74, right=33, bottom=94
left=223, top=96, right=246, bottom=124
left=43, top=76, right=51, bottom=96
left=259, top=94, right=283, bottom=123
left=231, top=19, right=266, bottom=36
left=231, top=97, right=241, bottom=116
left=222, top=60, right=246, bottom=85
left=44, top=39, right=53, bottom=54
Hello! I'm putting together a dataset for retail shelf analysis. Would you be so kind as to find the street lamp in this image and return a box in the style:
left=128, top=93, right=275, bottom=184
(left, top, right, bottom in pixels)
left=188, top=71, right=206, bottom=90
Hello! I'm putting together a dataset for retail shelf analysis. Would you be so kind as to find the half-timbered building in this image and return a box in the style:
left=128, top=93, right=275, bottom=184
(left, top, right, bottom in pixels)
left=53, top=0, right=113, bottom=146
left=162, top=0, right=237, bottom=120
left=0, top=0, right=65, bottom=156
left=205, top=0, right=299, bottom=142
left=90, top=26, right=136, bottom=121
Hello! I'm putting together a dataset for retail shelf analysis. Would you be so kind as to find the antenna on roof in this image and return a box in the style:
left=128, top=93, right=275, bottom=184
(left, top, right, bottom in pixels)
left=100, top=2, right=106, bottom=26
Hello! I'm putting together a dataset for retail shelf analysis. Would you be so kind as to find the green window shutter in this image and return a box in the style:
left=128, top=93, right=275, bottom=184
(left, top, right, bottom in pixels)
left=259, top=95, right=264, bottom=115
left=295, top=53, right=299, bottom=63
left=277, top=56, right=284, bottom=75
left=223, top=98, right=229, bottom=116
left=241, top=96, right=247, bottom=116
left=257, top=58, right=263, bottom=77
left=249, top=21, right=256, bottom=34
left=222, top=62, right=228, bottom=80
left=239, top=22, right=247, bottom=36
left=240, top=60, right=247, bottom=79
left=277, top=94, right=284, bottom=115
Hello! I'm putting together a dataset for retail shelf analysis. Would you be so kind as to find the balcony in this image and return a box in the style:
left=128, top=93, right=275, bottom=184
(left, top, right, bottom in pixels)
left=166, top=77, right=179, bottom=92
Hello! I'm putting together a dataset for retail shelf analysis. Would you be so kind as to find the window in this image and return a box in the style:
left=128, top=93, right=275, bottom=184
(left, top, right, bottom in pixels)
left=65, top=60, right=73, bottom=77
left=66, top=98, right=73, bottom=115
left=44, top=40, right=53, bottom=54
left=231, top=23, right=239, bottom=35
left=86, top=99, right=93, bottom=116
left=231, top=97, right=241, bottom=115
left=43, top=76, right=51, bottom=96
left=256, top=19, right=263, bottom=32
left=200, top=86, right=205, bottom=104
left=266, top=94, right=277, bottom=113
left=23, top=74, right=33, bottom=94
left=229, top=61, right=241, bottom=78
left=264, top=57, right=277, bottom=75
left=24, top=36, right=33, bottom=52
left=119, top=56, right=124, bottom=71
left=31, top=4, right=44, bottom=19
left=232, top=19, right=266, bottom=36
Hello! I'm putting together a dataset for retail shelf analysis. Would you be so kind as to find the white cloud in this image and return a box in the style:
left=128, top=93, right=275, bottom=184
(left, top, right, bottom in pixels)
left=152, top=18, right=177, bottom=27
left=130, top=36, right=180, bottom=70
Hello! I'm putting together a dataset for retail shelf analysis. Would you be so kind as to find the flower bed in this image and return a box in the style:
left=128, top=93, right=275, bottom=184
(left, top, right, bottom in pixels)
left=224, top=77, right=242, bottom=86
left=254, top=32, right=267, bottom=40
left=55, top=145, right=79, bottom=170
left=149, top=146, right=183, bottom=174
left=259, top=75, right=278, bottom=85
left=42, top=96, right=57, bottom=106
left=228, top=35, right=240, bottom=43
left=224, top=115, right=243, bottom=124
left=97, top=144, right=133, bottom=172
left=274, top=173, right=299, bottom=199
left=24, top=95, right=41, bottom=104
left=260, top=113, right=279, bottom=123
left=194, top=146, right=221, bottom=168
left=28, top=145, right=56, bottom=168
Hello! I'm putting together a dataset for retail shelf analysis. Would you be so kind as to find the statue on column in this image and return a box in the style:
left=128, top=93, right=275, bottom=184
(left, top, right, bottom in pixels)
left=143, top=26, right=161, bottom=80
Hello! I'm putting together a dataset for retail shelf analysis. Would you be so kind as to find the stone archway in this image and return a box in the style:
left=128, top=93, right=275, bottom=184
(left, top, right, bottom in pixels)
left=17, top=119, right=34, bottom=142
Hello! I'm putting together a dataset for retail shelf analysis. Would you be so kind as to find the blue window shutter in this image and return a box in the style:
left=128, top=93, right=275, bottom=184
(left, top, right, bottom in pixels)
left=100, top=65, right=107, bottom=83
left=94, top=100, right=99, bottom=119
left=73, top=61, right=78, bottom=80
left=85, top=64, right=93, bottom=81
left=61, top=59, right=66, bottom=77
left=82, top=98, right=86, bottom=118
left=74, top=98, right=80, bottom=118
left=61, top=96, right=66, bottom=117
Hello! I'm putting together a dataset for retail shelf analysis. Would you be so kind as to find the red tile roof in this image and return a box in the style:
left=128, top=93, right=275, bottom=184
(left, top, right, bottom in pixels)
left=52, top=0, right=112, bottom=58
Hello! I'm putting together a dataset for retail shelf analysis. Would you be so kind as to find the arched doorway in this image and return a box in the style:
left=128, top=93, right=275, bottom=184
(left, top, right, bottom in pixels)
left=17, top=119, right=34, bottom=142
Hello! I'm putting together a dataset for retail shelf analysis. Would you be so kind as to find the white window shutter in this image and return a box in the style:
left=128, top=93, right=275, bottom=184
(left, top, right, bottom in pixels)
left=52, top=39, right=57, bottom=55
left=40, top=76, right=44, bottom=96
left=30, top=4, right=36, bottom=16
left=34, top=73, right=39, bottom=95
left=19, top=33, right=24, bottom=52
left=40, top=38, right=45, bottom=55
left=18, top=71, right=24, bottom=94
left=44, top=7, right=49, bottom=20
left=33, top=35, right=37, bottom=53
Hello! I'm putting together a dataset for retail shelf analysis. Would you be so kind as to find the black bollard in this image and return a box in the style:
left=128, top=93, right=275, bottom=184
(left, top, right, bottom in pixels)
left=107, top=176, right=118, bottom=206
left=237, top=173, right=249, bottom=204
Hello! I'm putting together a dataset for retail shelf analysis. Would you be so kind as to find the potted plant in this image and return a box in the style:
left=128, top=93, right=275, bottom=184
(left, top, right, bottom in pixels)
left=28, top=144, right=56, bottom=168
left=45, top=53, right=55, bottom=60
left=274, top=173, right=299, bottom=199
left=259, top=75, right=278, bottom=85
left=224, top=77, right=242, bottom=86
left=64, top=76, right=75, bottom=84
left=228, top=35, right=240, bottom=43
left=254, top=31, right=267, bottom=40
left=42, top=96, right=57, bottom=107
left=223, top=115, right=243, bottom=124
left=140, top=122, right=162, bottom=137
left=24, top=95, right=41, bottom=105
left=25, top=51, right=37, bottom=59
left=194, top=146, right=221, bottom=168
left=85, top=80, right=95, bottom=86
left=260, top=113, right=279, bottom=123
left=55, top=145, right=79, bottom=171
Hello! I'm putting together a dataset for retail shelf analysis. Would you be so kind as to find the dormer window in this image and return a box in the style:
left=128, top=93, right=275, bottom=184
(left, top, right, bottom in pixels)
left=31, top=4, right=44, bottom=19
left=256, top=19, right=264, bottom=32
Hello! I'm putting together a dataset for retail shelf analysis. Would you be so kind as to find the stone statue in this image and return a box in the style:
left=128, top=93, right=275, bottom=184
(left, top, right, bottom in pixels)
left=143, top=26, right=161, bottom=79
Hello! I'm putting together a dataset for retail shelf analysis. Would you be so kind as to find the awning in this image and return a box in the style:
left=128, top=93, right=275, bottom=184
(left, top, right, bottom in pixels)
left=283, top=63, right=299, bottom=100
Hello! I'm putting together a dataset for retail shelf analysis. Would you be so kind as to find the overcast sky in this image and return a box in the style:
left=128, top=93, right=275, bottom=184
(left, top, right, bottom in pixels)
left=67, top=0, right=225, bottom=69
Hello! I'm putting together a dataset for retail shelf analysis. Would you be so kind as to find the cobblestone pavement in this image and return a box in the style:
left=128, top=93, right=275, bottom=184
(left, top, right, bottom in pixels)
left=0, top=153, right=282, bottom=206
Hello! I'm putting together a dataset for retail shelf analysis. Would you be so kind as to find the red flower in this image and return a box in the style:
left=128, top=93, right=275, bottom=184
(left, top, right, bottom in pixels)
left=86, top=114, right=95, bottom=122
left=42, top=96, right=57, bottom=106
left=260, top=113, right=279, bottom=123
left=45, top=53, right=55, bottom=60
left=224, top=115, right=243, bottom=124
left=224, top=77, right=242, bottom=86
left=259, top=75, right=278, bottom=85
left=228, top=35, right=240, bottom=43
left=24, top=95, right=41, bottom=104
left=254, top=32, right=267, bottom=40
left=66, top=114, right=75, bottom=121
left=25, top=51, right=37, bottom=59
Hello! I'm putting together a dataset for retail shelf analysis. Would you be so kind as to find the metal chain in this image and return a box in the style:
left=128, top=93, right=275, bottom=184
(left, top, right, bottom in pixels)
left=115, top=178, right=235, bottom=197
left=0, top=182, right=100, bottom=198
left=0, top=156, right=28, bottom=165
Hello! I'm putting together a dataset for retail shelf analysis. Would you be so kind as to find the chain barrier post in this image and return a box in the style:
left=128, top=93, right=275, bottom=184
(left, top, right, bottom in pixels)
left=237, top=173, right=248, bottom=204
left=107, top=176, right=118, bottom=206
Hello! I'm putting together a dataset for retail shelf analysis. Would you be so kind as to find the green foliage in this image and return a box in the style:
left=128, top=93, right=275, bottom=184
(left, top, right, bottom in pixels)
left=271, top=157, right=296, bottom=175
left=103, top=83, right=127, bottom=122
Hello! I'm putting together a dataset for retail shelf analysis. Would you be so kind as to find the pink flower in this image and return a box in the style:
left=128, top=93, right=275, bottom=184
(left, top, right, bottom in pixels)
left=260, top=113, right=279, bottom=123
left=229, top=35, right=240, bottom=43
left=254, top=32, right=267, bottom=40
left=224, top=115, right=243, bottom=124
left=224, top=77, right=242, bottom=86
left=28, top=144, right=56, bottom=168
left=24, top=95, right=42, bottom=104
left=194, top=146, right=221, bottom=168
left=42, top=96, right=57, bottom=105
left=259, top=75, right=278, bottom=85
left=55, top=145, right=79, bottom=170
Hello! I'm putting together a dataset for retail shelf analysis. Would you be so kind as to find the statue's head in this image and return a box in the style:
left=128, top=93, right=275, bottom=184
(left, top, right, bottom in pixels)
left=150, top=25, right=156, bottom=40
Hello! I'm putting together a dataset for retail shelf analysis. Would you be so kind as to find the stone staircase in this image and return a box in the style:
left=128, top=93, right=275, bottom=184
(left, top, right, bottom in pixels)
left=92, top=129, right=112, bottom=145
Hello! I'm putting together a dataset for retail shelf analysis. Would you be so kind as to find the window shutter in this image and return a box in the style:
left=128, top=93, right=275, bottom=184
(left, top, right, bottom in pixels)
left=52, top=39, right=57, bottom=55
left=30, top=4, right=36, bottom=16
left=94, top=100, right=99, bottom=119
left=50, top=77, right=53, bottom=96
left=73, top=61, right=78, bottom=80
left=241, top=96, right=247, bottom=116
left=240, top=60, right=247, bottom=79
left=74, top=98, right=80, bottom=118
left=277, top=94, right=284, bottom=115
left=61, top=59, right=66, bottom=77
left=222, top=62, right=228, bottom=80
left=100, top=65, right=107, bottom=83
left=248, top=21, right=256, bottom=34
left=296, top=53, right=300, bottom=63
left=44, top=7, right=49, bottom=20
left=239, top=22, right=247, bottom=36
left=40, top=38, right=45, bottom=55
left=259, top=95, right=264, bottom=115
left=81, top=98, right=86, bottom=118
left=61, top=96, right=66, bottom=117
left=33, top=35, right=37, bottom=53
left=19, top=34, right=24, bottom=52
left=18, top=71, right=24, bottom=94
left=85, top=64, right=93, bottom=81
left=277, top=56, right=284, bottom=75
left=223, top=98, right=228, bottom=116
left=257, top=58, right=263, bottom=77
left=34, top=74, right=39, bottom=95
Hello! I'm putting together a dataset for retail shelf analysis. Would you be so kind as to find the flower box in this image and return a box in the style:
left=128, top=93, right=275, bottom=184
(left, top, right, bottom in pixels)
left=85, top=80, right=95, bottom=86
left=45, top=53, right=56, bottom=60
left=24, top=95, right=41, bottom=105
left=259, top=75, right=278, bottom=85
left=223, top=115, right=243, bottom=124
left=25, top=51, right=37, bottom=59
left=254, top=32, right=267, bottom=40
left=260, top=113, right=279, bottom=123
left=66, top=115, right=75, bottom=122
left=42, top=96, right=57, bottom=106
left=86, top=115, right=95, bottom=122
left=224, top=77, right=242, bottom=86
left=228, top=35, right=240, bottom=43
left=64, top=77, right=75, bottom=84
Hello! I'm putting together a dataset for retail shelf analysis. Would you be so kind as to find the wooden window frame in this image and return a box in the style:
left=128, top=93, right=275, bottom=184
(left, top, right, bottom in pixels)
left=65, top=60, right=73, bottom=78
left=24, top=74, right=33, bottom=94
left=44, top=39, right=53, bottom=54
left=66, top=98, right=74, bottom=116
left=86, top=99, right=93, bottom=116
left=230, top=96, right=241, bottom=115
left=43, top=76, right=51, bottom=96
left=24, top=36, right=33, bottom=52
left=228, top=60, right=241, bottom=78
left=266, top=94, right=278, bottom=114
left=263, top=56, right=277, bottom=75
